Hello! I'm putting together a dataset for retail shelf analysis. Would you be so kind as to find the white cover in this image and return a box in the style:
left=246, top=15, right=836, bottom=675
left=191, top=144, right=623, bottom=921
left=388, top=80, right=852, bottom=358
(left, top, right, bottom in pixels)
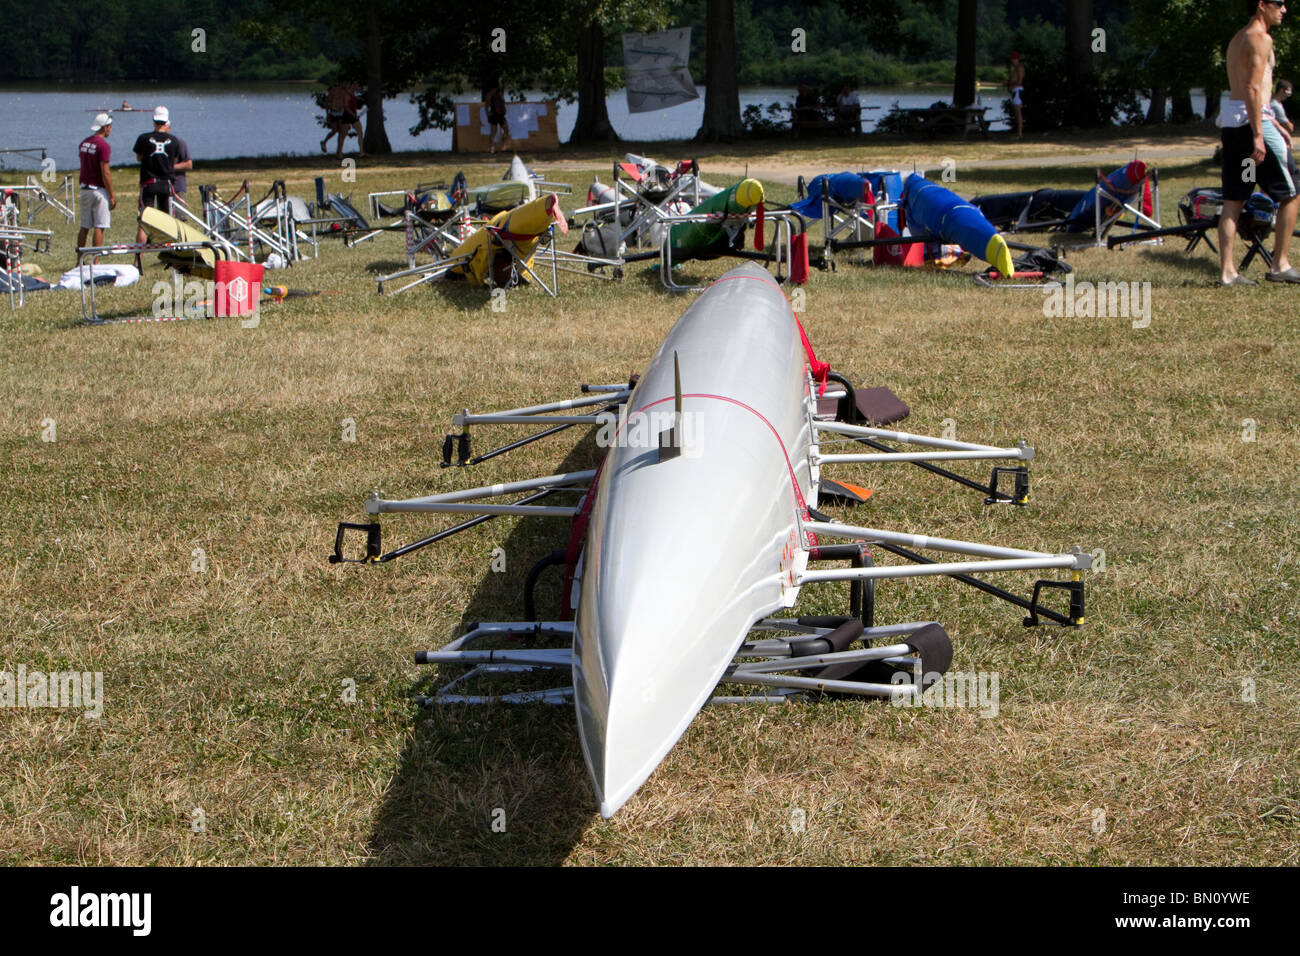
left=622, top=28, right=699, bottom=113
left=57, top=264, right=140, bottom=289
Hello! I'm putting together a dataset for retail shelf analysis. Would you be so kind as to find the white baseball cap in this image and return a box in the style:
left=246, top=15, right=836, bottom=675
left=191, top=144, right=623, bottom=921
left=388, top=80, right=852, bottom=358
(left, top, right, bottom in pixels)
left=153, top=106, right=170, bottom=123
left=91, top=113, right=113, bottom=132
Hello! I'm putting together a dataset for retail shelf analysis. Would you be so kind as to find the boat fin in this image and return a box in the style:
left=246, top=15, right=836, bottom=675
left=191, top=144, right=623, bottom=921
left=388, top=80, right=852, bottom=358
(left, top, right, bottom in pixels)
left=658, top=352, right=683, bottom=460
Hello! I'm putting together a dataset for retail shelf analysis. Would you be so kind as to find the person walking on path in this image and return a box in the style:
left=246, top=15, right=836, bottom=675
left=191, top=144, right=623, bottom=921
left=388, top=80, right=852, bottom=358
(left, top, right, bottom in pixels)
left=321, top=81, right=346, bottom=153
left=487, top=81, right=510, bottom=154
left=1007, top=52, right=1026, bottom=139
left=836, top=81, right=862, bottom=135
left=322, top=81, right=366, bottom=157
left=76, top=113, right=116, bottom=263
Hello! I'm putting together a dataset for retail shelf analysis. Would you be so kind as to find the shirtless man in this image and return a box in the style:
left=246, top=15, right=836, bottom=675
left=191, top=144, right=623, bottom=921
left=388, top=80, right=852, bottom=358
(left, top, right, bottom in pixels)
left=1219, top=0, right=1299, bottom=284
left=1007, top=52, right=1025, bottom=139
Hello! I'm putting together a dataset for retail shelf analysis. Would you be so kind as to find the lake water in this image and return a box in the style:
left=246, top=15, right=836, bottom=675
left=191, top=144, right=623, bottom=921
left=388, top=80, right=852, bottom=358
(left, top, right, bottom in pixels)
left=1, top=83, right=1014, bottom=173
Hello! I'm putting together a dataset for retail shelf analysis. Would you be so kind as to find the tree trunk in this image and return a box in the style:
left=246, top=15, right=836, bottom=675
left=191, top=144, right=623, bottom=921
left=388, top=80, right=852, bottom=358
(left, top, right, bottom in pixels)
left=697, top=0, right=742, bottom=141
left=1065, top=0, right=1093, bottom=87
left=1203, top=80, right=1222, bottom=125
left=1146, top=85, right=1166, bottom=124
left=571, top=20, right=617, bottom=143
left=362, top=8, right=391, bottom=154
left=1171, top=88, right=1194, bottom=124
left=952, top=0, right=977, bottom=107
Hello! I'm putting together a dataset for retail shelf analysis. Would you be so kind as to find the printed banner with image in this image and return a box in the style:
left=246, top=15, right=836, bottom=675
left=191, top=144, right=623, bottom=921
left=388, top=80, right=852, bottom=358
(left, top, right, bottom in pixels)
left=623, top=27, right=698, bottom=114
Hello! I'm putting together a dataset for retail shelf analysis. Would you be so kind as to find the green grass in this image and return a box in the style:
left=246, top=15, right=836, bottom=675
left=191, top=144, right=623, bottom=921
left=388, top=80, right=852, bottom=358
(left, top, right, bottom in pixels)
left=1, top=139, right=1297, bottom=865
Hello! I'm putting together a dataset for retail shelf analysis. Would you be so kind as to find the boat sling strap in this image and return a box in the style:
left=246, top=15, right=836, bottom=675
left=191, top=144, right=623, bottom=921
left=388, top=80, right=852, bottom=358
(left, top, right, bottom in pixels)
left=793, top=314, right=830, bottom=396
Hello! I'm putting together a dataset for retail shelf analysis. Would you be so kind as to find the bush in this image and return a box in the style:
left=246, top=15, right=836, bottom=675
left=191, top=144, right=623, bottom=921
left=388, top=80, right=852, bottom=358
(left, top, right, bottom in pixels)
left=742, top=102, right=792, bottom=137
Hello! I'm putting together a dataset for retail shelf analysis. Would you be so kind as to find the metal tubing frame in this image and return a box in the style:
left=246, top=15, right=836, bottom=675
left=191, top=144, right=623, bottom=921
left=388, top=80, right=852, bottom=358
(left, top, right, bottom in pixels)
left=204, top=192, right=294, bottom=261
left=803, top=518, right=1089, bottom=563
left=367, top=500, right=579, bottom=518
left=169, top=197, right=249, bottom=261
left=372, top=469, right=597, bottom=508
left=2, top=229, right=24, bottom=309
left=443, top=386, right=631, bottom=467
left=455, top=390, right=630, bottom=424
left=870, top=540, right=1080, bottom=627
left=13, top=176, right=76, bottom=225
left=813, top=413, right=1031, bottom=503
left=412, top=616, right=939, bottom=705
left=376, top=253, right=473, bottom=294
left=365, top=468, right=592, bottom=518
left=800, top=555, right=1081, bottom=582
left=608, top=162, right=701, bottom=251
left=1084, top=174, right=1161, bottom=249
left=824, top=178, right=902, bottom=271
left=814, top=422, right=1031, bottom=466
left=490, top=227, right=560, bottom=298
left=77, top=240, right=219, bottom=323
left=658, top=210, right=796, bottom=292
left=798, top=518, right=1091, bottom=583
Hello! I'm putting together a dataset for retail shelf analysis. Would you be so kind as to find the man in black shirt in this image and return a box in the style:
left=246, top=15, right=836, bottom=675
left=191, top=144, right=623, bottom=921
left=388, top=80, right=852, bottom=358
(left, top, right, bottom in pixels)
left=132, top=106, right=192, bottom=267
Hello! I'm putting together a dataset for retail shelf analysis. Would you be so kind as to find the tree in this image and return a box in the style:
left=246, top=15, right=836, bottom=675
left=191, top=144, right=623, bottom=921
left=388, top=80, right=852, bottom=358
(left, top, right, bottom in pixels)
left=1127, top=0, right=1296, bottom=124
left=697, top=0, right=743, bottom=140
left=574, top=19, right=618, bottom=142
left=361, top=8, right=391, bottom=154
left=568, top=0, right=671, bottom=144
left=953, top=0, right=978, bottom=106
left=1065, top=0, right=1093, bottom=88
left=240, top=0, right=402, bottom=153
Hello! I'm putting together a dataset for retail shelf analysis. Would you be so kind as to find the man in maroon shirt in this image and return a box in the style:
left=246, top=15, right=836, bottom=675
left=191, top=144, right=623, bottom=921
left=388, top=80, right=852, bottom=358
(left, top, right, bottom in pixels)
left=77, top=113, right=117, bottom=261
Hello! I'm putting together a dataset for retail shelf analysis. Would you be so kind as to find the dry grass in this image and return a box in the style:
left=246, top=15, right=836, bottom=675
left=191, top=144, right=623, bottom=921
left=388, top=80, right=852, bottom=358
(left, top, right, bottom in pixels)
left=2, top=140, right=1297, bottom=865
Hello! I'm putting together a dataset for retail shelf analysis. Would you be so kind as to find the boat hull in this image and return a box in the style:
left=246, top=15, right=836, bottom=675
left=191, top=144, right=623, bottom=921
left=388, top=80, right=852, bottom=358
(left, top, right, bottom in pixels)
left=667, top=178, right=764, bottom=259
left=572, top=262, right=815, bottom=816
left=902, top=173, right=1015, bottom=276
left=449, top=193, right=566, bottom=285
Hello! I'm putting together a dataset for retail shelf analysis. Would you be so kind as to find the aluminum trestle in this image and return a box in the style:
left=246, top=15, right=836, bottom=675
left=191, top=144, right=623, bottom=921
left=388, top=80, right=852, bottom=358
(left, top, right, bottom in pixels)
left=411, top=618, right=943, bottom=706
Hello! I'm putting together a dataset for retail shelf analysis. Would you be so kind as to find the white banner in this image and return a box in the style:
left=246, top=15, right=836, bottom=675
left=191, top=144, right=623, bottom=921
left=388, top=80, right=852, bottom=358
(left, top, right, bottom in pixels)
left=623, top=27, right=698, bottom=114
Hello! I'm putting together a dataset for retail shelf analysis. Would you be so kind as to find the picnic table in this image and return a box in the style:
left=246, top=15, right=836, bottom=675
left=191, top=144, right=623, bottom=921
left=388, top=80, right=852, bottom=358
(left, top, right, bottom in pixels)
left=894, top=106, right=991, bottom=140
left=791, top=105, right=877, bottom=138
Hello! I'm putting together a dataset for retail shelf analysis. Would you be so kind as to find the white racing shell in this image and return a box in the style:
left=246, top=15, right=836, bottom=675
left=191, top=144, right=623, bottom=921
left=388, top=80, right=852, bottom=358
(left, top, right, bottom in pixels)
left=573, top=262, right=817, bottom=817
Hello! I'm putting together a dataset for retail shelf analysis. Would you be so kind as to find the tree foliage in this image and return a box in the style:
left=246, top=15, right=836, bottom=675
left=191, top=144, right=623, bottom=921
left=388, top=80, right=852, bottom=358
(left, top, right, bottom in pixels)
left=0, top=0, right=339, bottom=81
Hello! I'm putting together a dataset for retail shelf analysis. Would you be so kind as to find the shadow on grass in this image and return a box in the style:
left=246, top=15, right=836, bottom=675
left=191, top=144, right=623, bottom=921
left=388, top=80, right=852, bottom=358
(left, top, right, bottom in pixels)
left=367, top=427, right=605, bottom=864
left=365, top=259, right=408, bottom=274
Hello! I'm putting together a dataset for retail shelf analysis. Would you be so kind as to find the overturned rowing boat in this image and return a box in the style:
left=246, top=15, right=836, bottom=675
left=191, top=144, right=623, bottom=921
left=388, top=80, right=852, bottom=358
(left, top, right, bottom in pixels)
left=334, top=262, right=1091, bottom=816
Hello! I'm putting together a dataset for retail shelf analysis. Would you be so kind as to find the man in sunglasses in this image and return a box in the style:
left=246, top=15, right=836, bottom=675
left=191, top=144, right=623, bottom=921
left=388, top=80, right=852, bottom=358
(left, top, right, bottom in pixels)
left=1219, top=0, right=1299, bottom=284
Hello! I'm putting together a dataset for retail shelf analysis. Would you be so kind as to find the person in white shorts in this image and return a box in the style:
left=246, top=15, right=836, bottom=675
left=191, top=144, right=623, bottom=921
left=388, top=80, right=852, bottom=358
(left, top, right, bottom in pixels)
left=1007, top=52, right=1026, bottom=139
left=1218, top=0, right=1299, bottom=285
left=76, top=113, right=117, bottom=262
